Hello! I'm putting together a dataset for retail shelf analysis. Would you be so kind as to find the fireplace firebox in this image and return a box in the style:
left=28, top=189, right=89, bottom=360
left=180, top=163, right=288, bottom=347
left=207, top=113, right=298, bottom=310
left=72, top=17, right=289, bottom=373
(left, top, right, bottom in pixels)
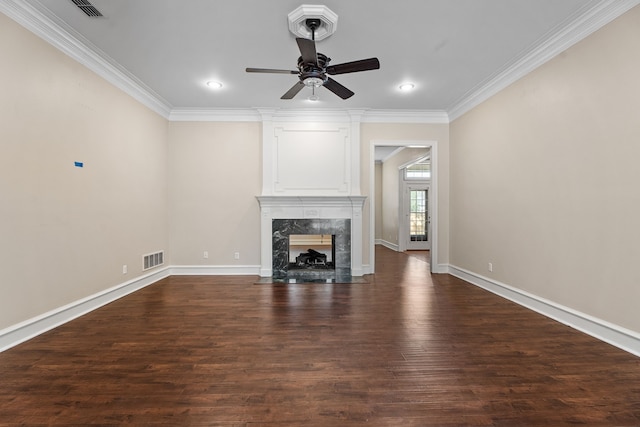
left=289, top=234, right=335, bottom=270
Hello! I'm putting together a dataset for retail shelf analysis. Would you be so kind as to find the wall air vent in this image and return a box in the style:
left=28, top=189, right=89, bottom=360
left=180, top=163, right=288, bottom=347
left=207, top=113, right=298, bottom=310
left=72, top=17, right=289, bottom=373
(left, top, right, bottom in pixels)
left=70, top=0, right=103, bottom=17
left=143, top=251, right=164, bottom=271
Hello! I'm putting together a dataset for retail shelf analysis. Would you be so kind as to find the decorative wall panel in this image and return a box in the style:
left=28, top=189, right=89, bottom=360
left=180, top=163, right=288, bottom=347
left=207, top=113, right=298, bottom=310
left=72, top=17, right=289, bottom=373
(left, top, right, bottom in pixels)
left=273, top=126, right=350, bottom=195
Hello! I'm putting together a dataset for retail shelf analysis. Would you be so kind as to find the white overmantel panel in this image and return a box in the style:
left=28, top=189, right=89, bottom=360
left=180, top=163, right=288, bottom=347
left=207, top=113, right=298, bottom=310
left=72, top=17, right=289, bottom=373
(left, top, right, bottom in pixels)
left=259, top=109, right=363, bottom=197
left=273, top=126, right=350, bottom=195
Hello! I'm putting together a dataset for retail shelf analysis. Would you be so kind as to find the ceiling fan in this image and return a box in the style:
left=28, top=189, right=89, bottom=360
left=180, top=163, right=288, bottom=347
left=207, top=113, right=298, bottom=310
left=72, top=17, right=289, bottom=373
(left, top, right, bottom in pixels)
left=246, top=18, right=380, bottom=100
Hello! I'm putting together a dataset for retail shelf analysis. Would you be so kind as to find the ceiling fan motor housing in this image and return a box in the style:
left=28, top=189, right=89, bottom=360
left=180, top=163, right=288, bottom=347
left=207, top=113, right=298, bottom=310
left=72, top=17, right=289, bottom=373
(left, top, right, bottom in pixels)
left=298, top=52, right=329, bottom=85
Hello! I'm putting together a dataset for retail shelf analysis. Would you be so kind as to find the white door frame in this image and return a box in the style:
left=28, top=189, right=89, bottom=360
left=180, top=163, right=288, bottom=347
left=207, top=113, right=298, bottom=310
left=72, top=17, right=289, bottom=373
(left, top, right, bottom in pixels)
left=369, top=139, right=439, bottom=274
left=400, top=181, right=431, bottom=251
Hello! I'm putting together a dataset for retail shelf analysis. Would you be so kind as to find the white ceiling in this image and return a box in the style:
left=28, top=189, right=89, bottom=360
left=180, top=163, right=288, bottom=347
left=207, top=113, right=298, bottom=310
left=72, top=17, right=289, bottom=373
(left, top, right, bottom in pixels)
left=6, top=0, right=631, bottom=116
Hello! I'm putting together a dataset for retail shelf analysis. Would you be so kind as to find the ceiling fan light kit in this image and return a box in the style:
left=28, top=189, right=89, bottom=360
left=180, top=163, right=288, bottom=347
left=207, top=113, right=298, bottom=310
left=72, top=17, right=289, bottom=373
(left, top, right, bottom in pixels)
left=246, top=5, right=380, bottom=101
left=304, top=77, right=324, bottom=87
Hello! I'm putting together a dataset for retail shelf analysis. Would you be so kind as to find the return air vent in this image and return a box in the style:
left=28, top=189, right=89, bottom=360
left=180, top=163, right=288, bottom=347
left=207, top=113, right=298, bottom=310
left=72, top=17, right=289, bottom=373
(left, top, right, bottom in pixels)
left=70, top=0, right=103, bottom=17
left=143, top=251, right=164, bottom=271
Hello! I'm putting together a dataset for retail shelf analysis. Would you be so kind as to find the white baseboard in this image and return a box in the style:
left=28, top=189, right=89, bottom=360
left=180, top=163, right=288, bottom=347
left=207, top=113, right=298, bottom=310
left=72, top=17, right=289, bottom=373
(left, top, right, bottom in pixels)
left=432, top=264, right=449, bottom=274
left=378, top=240, right=399, bottom=252
left=448, top=265, right=640, bottom=357
left=170, top=265, right=261, bottom=276
left=361, top=264, right=372, bottom=275
left=0, top=267, right=171, bottom=353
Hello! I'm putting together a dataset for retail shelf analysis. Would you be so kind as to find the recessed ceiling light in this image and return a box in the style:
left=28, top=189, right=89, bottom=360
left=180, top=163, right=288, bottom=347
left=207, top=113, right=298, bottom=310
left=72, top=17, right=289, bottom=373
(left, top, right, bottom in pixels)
left=206, top=81, right=223, bottom=89
left=399, top=83, right=415, bottom=91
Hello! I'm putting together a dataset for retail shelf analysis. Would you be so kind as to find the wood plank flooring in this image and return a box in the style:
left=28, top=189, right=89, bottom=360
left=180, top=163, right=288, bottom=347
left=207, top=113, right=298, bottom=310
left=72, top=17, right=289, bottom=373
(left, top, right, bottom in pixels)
left=1, top=246, right=640, bottom=426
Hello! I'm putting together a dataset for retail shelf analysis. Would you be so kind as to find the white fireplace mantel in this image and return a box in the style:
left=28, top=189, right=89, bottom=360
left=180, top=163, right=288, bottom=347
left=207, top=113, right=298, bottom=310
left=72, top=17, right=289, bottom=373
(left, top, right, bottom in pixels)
left=257, top=196, right=366, bottom=211
left=257, top=196, right=366, bottom=277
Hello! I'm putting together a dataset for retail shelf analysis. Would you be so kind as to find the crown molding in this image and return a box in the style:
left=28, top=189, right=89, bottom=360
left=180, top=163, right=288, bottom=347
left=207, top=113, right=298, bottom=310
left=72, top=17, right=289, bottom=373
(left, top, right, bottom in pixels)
left=171, top=108, right=349, bottom=123
left=169, top=109, right=263, bottom=122
left=447, top=0, right=640, bottom=121
left=360, top=110, right=449, bottom=124
left=259, top=108, right=354, bottom=123
left=170, top=108, right=353, bottom=123
left=169, top=108, right=449, bottom=123
left=0, top=0, right=173, bottom=119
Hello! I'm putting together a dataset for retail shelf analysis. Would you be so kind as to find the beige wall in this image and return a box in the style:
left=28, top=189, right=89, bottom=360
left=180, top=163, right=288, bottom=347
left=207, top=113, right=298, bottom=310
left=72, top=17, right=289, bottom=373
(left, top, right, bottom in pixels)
left=167, top=122, right=262, bottom=266
left=0, top=14, right=168, bottom=329
left=450, top=6, right=640, bottom=332
left=361, top=123, right=450, bottom=268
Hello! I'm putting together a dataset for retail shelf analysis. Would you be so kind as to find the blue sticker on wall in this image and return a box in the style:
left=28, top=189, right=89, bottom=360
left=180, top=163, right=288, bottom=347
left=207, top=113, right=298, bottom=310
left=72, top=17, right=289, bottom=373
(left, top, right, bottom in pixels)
left=74, top=161, right=84, bottom=168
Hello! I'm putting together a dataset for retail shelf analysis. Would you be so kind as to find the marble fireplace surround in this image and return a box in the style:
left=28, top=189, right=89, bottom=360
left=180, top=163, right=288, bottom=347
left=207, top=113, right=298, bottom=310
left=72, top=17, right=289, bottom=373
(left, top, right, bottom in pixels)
left=257, top=196, right=366, bottom=278
left=272, top=218, right=349, bottom=280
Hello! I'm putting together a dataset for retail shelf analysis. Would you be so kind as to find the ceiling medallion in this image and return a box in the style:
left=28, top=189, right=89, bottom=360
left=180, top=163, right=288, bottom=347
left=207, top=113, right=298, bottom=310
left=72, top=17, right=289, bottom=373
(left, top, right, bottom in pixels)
left=287, top=5, right=338, bottom=41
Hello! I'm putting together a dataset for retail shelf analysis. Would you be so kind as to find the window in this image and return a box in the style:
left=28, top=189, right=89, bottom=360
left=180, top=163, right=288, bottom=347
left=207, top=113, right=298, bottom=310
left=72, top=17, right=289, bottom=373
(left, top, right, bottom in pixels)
left=405, top=158, right=431, bottom=180
left=409, top=190, right=428, bottom=241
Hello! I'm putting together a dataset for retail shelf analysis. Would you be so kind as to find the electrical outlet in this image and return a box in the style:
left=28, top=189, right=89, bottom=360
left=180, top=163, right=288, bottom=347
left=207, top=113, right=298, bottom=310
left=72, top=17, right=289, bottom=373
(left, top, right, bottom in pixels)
left=488, top=262, right=493, bottom=272
left=203, top=251, right=209, bottom=259
left=122, top=265, right=128, bottom=274
left=234, top=252, right=240, bottom=260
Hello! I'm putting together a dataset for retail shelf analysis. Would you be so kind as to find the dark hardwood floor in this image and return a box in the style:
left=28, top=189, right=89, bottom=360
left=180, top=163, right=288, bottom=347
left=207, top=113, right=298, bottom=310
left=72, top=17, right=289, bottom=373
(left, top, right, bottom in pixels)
left=1, top=246, right=640, bottom=426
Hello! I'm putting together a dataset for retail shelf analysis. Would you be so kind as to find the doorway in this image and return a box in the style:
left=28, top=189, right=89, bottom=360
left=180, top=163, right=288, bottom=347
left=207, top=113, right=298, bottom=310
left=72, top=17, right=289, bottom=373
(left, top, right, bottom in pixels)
left=369, top=140, right=439, bottom=274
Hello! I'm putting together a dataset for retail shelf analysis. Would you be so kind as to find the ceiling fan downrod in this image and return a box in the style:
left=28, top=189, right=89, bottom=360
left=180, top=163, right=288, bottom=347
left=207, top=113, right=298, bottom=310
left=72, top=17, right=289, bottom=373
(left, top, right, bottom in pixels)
left=305, top=18, right=321, bottom=41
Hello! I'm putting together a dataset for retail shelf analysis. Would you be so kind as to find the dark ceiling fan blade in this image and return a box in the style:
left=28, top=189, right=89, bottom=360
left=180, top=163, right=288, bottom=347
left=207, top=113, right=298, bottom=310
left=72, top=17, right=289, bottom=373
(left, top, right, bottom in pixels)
left=326, top=58, right=380, bottom=75
left=281, top=81, right=305, bottom=99
left=296, top=37, right=318, bottom=65
left=324, top=77, right=354, bottom=99
left=246, top=67, right=298, bottom=74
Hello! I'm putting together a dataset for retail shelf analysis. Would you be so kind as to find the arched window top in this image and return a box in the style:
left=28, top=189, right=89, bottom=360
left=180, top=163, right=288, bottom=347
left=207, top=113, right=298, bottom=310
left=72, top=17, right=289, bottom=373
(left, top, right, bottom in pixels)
left=404, top=156, right=431, bottom=180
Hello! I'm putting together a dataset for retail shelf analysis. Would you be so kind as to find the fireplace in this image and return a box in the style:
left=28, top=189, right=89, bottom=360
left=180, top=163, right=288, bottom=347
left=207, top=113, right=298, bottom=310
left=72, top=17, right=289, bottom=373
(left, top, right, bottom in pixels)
left=257, top=196, right=366, bottom=279
left=272, top=219, right=350, bottom=281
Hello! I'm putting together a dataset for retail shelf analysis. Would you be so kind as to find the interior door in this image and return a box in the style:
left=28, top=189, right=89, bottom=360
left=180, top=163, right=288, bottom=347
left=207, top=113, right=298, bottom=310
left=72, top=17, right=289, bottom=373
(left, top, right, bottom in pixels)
left=405, top=184, right=430, bottom=250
